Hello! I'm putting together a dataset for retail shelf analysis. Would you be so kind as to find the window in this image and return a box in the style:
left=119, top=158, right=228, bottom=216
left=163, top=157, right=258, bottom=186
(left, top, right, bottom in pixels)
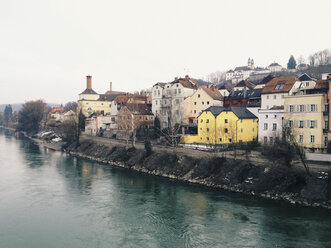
left=194, top=110, right=196, bottom=114
left=240, top=119, right=243, bottom=123
left=139, top=116, right=142, bottom=120
left=145, top=116, right=148, bottom=120
left=207, top=137, right=209, bottom=141
left=174, top=89, right=177, bottom=94
left=178, top=89, right=181, bottom=94
left=281, top=95, right=285, bottom=99
left=299, top=135, right=303, bottom=143
left=150, top=116, right=153, bottom=120
left=158, top=90, right=160, bottom=96
left=155, top=100, right=158, bottom=105
left=299, top=105, right=305, bottom=112
left=241, top=128, right=243, bottom=132
left=265, top=115, right=268, bottom=119
left=176, top=84, right=179, bottom=87
left=127, top=115, right=130, bottom=119
left=200, top=119, right=203, bottom=123
left=206, top=119, right=209, bottom=123
left=299, top=120, right=304, bottom=128
left=252, top=128, right=255, bottom=132
left=310, top=120, right=316, bottom=128
left=175, top=99, right=179, bottom=104
left=310, top=135, right=315, bottom=143
left=229, top=138, right=232, bottom=142
left=207, top=101, right=210, bottom=105
left=202, top=101, right=204, bottom=105
left=194, top=102, right=197, bottom=105
left=324, top=136, right=328, bottom=147
left=219, top=138, right=222, bottom=142
left=175, top=110, right=179, bottom=115
left=310, top=104, right=317, bottom=112
left=225, top=119, right=228, bottom=123
left=325, top=120, right=329, bottom=129
left=267, top=96, right=269, bottom=99
left=288, top=120, right=293, bottom=128
left=272, top=123, right=277, bottom=131
left=264, top=123, right=268, bottom=130
left=264, top=136, right=268, bottom=144
left=305, top=82, right=309, bottom=87
left=270, top=137, right=273, bottom=143
left=289, top=105, right=294, bottom=112
left=207, top=128, right=209, bottom=132
left=198, top=94, right=201, bottom=98
left=274, top=83, right=285, bottom=90
left=119, top=116, right=122, bottom=120
left=273, top=95, right=276, bottom=99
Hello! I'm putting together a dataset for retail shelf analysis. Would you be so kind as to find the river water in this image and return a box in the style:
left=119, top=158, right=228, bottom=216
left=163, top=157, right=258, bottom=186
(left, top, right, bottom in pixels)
left=0, top=129, right=331, bottom=248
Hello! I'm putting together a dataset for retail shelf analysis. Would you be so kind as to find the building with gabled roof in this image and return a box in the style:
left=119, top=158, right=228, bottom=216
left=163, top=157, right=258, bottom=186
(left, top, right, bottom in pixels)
left=184, top=85, right=223, bottom=126
left=151, top=75, right=200, bottom=129
left=116, top=103, right=154, bottom=140
left=181, top=106, right=258, bottom=145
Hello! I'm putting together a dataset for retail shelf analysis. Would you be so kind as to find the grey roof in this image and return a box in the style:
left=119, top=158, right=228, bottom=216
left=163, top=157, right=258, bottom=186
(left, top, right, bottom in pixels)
left=204, top=106, right=257, bottom=119
left=80, top=88, right=98, bottom=95
left=97, top=93, right=121, bottom=101
left=235, top=66, right=252, bottom=71
left=227, top=88, right=263, bottom=100
left=298, top=73, right=314, bottom=82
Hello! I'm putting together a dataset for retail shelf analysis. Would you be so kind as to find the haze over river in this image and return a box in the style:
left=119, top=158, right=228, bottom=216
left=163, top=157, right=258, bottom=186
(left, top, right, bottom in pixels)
left=0, top=129, right=331, bottom=248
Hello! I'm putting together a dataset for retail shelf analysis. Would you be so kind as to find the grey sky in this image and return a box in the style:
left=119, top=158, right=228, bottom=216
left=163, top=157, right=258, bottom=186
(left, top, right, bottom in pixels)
left=1, top=0, right=330, bottom=104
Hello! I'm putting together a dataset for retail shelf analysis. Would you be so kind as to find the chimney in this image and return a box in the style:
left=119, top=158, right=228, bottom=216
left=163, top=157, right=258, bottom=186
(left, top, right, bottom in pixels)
left=185, top=75, right=189, bottom=80
left=109, top=81, right=112, bottom=92
left=86, top=75, right=92, bottom=89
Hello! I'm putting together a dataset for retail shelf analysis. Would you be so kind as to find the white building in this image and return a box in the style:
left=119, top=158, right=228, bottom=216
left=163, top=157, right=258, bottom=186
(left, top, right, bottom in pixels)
left=151, top=75, right=199, bottom=129
left=258, top=77, right=301, bottom=144
left=267, top=62, right=283, bottom=72
left=258, top=108, right=284, bottom=144
left=298, top=73, right=316, bottom=90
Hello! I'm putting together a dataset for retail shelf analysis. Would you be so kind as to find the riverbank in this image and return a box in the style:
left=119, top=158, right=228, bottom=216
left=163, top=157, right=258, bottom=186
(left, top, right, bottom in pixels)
left=67, top=139, right=331, bottom=210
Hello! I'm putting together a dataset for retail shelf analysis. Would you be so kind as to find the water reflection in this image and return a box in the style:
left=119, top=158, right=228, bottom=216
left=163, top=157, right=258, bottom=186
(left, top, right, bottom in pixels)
left=1, top=131, right=331, bottom=248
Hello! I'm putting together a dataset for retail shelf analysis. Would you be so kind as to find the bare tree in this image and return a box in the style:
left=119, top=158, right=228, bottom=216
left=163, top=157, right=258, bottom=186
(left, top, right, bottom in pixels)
left=308, top=54, right=316, bottom=67
left=297, top=55, right=305, bottom=65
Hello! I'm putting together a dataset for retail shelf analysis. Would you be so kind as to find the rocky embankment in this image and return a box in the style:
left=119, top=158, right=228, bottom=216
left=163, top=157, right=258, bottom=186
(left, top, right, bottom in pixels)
left=67, top=140, right=331, bottom=210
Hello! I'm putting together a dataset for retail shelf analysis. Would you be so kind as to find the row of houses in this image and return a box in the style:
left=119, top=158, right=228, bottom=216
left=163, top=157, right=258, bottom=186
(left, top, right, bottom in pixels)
left=77, top=72, right=331, bottom=152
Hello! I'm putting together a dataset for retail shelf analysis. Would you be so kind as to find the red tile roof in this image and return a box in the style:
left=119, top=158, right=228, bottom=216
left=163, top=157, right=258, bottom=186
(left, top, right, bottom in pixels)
left=262, top=77, right=299, bottom=94
left=202, top=86, right=223, bottom=100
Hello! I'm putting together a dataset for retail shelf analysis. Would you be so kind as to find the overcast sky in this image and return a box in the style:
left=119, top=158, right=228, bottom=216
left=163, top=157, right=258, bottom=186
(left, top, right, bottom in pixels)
left=1, top=0, right=330, bottom=104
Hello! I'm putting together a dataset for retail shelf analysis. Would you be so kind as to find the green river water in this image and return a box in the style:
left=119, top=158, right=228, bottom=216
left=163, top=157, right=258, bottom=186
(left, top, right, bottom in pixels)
left=0, top=129, right=331, bottom=248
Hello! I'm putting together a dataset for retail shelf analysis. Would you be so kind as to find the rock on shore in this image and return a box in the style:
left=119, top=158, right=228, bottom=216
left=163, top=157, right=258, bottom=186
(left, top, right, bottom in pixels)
left=66, top=140, right=331, bottom=210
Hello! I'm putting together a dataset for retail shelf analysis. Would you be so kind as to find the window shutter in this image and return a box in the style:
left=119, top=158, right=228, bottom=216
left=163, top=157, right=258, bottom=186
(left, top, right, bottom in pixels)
left=307, top=120, right=310, bottom=127
left=307, top=104, right=310, bottom=112
left=294, top=120, right=298, bottom=128
left=296, top=105, right=299, bottom=112
left=315, top=120, right=317, bottom=128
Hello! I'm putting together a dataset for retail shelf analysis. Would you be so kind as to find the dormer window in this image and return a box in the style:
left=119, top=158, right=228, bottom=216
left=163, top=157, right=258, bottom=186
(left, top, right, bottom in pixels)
left=274, top=83, right=285, bottom=90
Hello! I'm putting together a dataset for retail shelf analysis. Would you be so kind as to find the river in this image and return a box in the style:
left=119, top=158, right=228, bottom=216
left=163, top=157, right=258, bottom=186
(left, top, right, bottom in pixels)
left=0, top=129, right=331, bottom=248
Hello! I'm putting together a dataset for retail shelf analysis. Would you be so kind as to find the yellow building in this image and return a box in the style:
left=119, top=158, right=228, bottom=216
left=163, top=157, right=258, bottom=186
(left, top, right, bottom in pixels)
left=284, top=93, right=328, bottom=151
left=184, top=86, right=223, bottom=125
left=78, top=76, right=121, bottom=117
left=181, top=106, right=258, bottom=145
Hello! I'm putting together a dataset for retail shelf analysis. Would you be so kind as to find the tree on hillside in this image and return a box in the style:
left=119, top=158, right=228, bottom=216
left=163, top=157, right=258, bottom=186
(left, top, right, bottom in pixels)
left=61, top=119, right=79, bottom=144
left=17, top=100, right=47, bottom=134
left=64, top=101, right=78, bottom=112
left=4, top=105, right=13, bottom=125
left=287, top=55, right=297, bottom=69
left=78, top=110, right=86, bottom=131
